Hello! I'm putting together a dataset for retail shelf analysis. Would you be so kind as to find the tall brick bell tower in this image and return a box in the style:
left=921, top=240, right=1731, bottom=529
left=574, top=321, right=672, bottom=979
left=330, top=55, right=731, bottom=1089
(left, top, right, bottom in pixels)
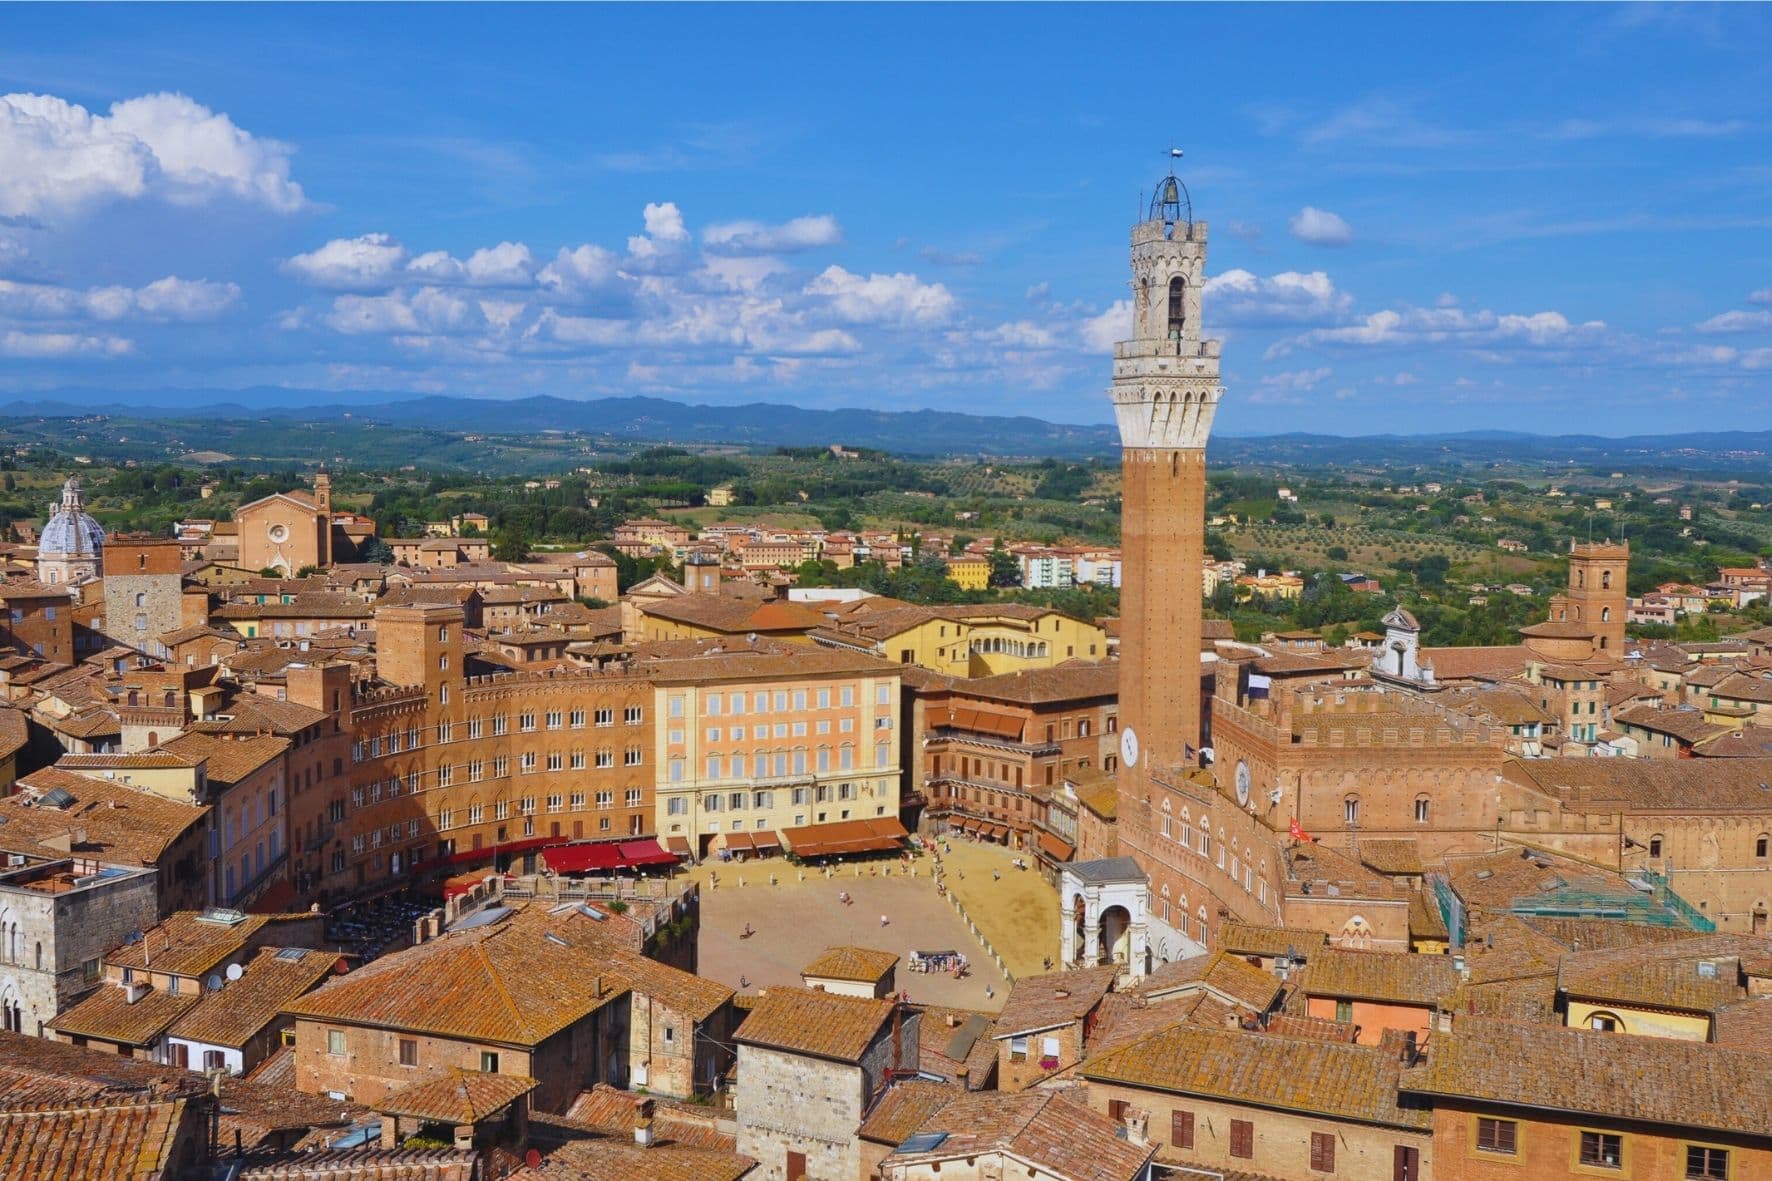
left=1111, top=163, right=1222, bottom=790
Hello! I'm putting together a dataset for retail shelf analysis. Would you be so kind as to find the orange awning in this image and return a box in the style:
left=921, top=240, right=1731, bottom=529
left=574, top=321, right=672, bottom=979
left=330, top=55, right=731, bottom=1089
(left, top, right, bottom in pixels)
left=1037, top=831, right=1075, bottom=863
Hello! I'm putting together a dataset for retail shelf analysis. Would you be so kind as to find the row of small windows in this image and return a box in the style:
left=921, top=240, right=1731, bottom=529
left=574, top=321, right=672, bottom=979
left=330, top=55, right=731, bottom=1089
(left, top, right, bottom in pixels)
left=353, top=707, right=644, bottom=760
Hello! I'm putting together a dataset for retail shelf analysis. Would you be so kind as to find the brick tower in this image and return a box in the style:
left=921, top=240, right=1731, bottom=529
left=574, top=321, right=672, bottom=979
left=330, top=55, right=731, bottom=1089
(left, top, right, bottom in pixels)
left=1554, top=539, right=1629, bottom=655
left=1111, top=167, right=1222, bottom=782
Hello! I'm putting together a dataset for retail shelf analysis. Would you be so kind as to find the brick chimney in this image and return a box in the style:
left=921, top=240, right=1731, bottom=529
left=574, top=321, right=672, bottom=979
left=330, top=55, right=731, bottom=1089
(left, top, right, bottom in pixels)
left=634, top=1097, right=656, bottom=1148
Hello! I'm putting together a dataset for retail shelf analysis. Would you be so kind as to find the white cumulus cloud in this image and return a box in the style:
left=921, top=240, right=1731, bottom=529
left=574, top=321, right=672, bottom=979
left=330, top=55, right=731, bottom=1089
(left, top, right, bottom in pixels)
left=1696, top=309, right=1772, bottom=334
left=704, top=214, right=841, bottom=256
left=1204, top=269, right=1353, bottom=325
left=0, top=275, right=239, bottom=322
left=804, top=265, right=955, bottom=327
left=283, top=234, right=409, bottom=290
left=1288, top=206, right=1353, bottom=247
left=1, top=329, right=132, bottom=357
left=0, top=91, right=304, bottom=219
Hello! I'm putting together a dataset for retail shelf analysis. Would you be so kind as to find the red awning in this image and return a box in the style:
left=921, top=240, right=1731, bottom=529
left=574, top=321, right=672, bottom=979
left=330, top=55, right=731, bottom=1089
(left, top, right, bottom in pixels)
left=543, top=842, right=623, bottom=874
left=440, top=835, right=554, bottom=867
left=1037, top=831, right=1075, bottom=863
left=618, top=839, right=677, bottom=867
left=666, top=836, right=693, bottom=856
left=725, top=831, right=756, bottom=853
left=753, top=830, right=781, bottom=850
left=781, top=816, right=909, bottom=859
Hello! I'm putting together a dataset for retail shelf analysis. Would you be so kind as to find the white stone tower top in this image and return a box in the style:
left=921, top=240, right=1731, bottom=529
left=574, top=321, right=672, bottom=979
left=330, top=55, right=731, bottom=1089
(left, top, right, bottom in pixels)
left=1111, top=169, right=1224, bottom=451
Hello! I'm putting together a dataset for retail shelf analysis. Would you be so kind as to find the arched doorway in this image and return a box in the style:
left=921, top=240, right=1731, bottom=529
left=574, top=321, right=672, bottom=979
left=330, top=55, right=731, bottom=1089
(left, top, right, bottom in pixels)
left=1100, top=905, right=1132, bottom=964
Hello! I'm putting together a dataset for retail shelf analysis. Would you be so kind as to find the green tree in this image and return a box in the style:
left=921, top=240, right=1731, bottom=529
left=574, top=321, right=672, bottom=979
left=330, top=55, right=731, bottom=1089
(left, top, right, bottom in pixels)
left=493, top=525, right=532, bottom=562
left=988, top=549, right=1021, bottom=588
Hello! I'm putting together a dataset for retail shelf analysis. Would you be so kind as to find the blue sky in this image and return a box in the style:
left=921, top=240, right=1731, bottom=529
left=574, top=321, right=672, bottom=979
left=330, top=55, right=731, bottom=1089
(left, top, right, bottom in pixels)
left=2, top=3, right=1770, bottom=435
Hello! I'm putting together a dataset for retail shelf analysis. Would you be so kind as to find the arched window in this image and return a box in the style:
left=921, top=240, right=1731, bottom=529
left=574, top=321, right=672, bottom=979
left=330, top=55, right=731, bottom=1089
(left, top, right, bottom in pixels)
left=1649, top=834, right=1664, bottom=858
left=1344, top=796, right=1360, bottom=825
left=135, top=592, right=146, bottom=608
left=1167, top=277, right=1186, bottom=340
left=1756, top=834, right=1769, bottom=860
left=1601, top=570, right=1612, bottom=590
left=1601, top=607, right=1611, bottom=622
left=1576, top=569, right=1585, bottom=589
left=1414, top=795, right=1430, bottom=824
left=1589, top=1011, right=1623, bottom=1033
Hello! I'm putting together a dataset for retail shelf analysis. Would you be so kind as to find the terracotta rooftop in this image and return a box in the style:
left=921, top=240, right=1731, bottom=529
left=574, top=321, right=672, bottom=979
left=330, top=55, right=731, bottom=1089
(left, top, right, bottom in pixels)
left=1218, top=923, right=1327, bottom=960
left=506, top=1130, right=755, bottom=1181
left=1291, top=947, right=1460, bottom=1008
left=1401, top=1017, right=1772, bottom=1135
left=0, top=1096, right=192, bottom=1181
left=884, top=1090, right=1155, bottom=1181
left=942, top=662, right=1118, bottom=706
left=285, top=920, right=628, bottom=1046
left=48, top=982, right=199, bottom=1047
left=167, top=947, right=339, bottom=1049
left=1135, top=951, right=1282, bottom=1013
left=802, top=945, right=900, bottom=984
left=108, top=912, right=321, bottom=980
left=1557, top=935, right=1763, bottom=1015
left=158, top=731, right=290, bottom=785
left=733, top=987, right=895, bottom=1063
left=378, top=1069, right=537, bottom=1124
left=1419, top=644, right=1533, bottom=682
left=1712, top=998, right=1772, bottom=1054
left=1357, top=838, right=1424, bottom=876
left=0, top=768, right=207, bottom=866
left=991, top=966, right=1118, bottom=1038
left=858, top=1079, right=963, bottom=1146
left=1502, top=755, right=1772, bottom=811
left=1082, top=1023, right=1431, bottom=1130
left=563, top=1083, right=736, bottom=1151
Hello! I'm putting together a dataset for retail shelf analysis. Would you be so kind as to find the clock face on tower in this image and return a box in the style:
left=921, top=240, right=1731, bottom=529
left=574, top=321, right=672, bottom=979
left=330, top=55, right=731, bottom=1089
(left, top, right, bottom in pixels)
left=1120, top=726, right=1139, bottom=769
left=1235, top=760, right=1251, bottom=806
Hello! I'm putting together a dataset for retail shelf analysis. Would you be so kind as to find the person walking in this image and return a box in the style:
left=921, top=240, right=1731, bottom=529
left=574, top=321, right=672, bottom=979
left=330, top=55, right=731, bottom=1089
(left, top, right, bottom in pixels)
left=880, top=914, right=889, bottom=928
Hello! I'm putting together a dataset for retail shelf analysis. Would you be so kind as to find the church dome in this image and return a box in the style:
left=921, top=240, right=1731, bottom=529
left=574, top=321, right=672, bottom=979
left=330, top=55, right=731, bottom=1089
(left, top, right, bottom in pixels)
left=39, top=476, right=105, bottom=558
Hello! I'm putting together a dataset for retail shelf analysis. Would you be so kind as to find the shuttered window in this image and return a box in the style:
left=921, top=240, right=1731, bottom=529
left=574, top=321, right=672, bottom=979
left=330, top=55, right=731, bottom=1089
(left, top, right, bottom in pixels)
left=1310, top=1131, right=1336, bottom=1173
left=1170, top=1110, right=1194, bottom=1149
left=1230, top=1119, right=1254, bottom=1159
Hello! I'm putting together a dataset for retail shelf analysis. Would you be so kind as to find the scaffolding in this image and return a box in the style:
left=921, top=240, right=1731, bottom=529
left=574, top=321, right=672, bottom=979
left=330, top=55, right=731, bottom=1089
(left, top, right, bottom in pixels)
left=1505, top=869, right=1714, bottom=933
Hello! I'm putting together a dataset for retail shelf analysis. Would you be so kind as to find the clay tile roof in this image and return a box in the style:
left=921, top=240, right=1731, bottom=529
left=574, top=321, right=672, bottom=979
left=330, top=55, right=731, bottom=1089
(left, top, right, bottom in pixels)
left=733, top=987, right=894, bottom=1063
left=885, top=1090, right=1155, bottom=1181
left=943, top=661, right=1118, bottom=705
left=1614, top=704, right=1729, bottom=745
left=1357, top=839, right=1424, bottom=876
left=1419, top=644, right=1533, bottom=681
left=1501, top=755, right=1772, bottom=811
left=49, top=708, right=121, bottom=740
left=0, top=769, right=206, bottom=866
left=48, top=983, right=199, bottom=1047
left=0, top=707, right=25, bottom=760
left=1081, top=1024, right=1431, bottom=1130
left=506, top=1133, right=755, bottom=1181
left=284, top=921, right=628, bottom=1046
left=106, top=912, right=319, bottom=979
left=1218, top=923, right=1327, bottom=959
left=1408, top=892, right=1449, bottom=941
left=157, top=732, right=290, bottom=785
left=167, top=948, right=339, bottom=1049
left=1557, top=935, right=1759, bottom=1014
left=858, top=1079, right=963, bottom=1145
left=802, top=945, right=900, bottom=984
left=562, top=1084, right=736, bottom=1151
left=1519, top=620, right=1597, bottom=639
left=1400, top=1018, right=1772, bottom=1135
left=378, top=1069, right=537, bottom=1123
left=1291, top=948, right=1460, bottom=1008
left=203, top=693, right=327, bottom=735
left=0, top=1097, right=192, bottom=1181
left=1134, top=952, right=1282, bottom=1012
left=601, top=948, right=733, bottom=1022
left=1712, top=998, right=1772, bottom=1054
left=991, top=966, right=1118, bottom=1038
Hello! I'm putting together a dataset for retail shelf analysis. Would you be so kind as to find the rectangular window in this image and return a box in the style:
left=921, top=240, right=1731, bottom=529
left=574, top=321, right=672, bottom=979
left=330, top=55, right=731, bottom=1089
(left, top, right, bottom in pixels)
left=1170, top=1110, right=1194, bottom=1149
left=1335, top=1000, right=1353, bottom=1023
left=624, top=706, right=642, bottom=725
left=546, top=710, right=563, bottom=730
left=1309, top=1131, right=1335, bottom=1173
left=707, top=693, right=722, bottom=716
left=1686, top=1146, right=1729, bottom=1181
left=327, top=1030, right=346, bottom=1056
left=570, top=751, right=585, bottom=770
left=481, top=1051, right=499, bottom=1073
left=1579, top=1131, right=1623, bottom=1170
left=1008, top=1036, right=1028, bottom=1062
left=570, top=708, right=585, bottom=728
left=595, top=707, right=614, bottom=727
left=1230, top=1119, right=1254, bottom=1159
left=625, top=747, right=642, bottom=767
left=1475, top=1118, right=1518, bottom=1155
left=597, top=749, right=614, bottom=769
left=399, top=1038, right=417, bottom=1067
left=669, top=695, right=685, bottom=718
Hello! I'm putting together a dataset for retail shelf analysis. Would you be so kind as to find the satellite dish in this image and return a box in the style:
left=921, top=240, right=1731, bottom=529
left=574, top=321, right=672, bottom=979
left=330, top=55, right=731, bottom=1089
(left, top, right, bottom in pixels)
left=206, top=974, right=224, bottom=993
left=225, top=963, right=244, bottom=982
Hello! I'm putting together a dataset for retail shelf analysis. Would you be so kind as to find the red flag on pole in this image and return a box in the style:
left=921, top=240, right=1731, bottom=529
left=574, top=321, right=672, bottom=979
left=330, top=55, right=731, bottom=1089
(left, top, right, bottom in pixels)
left=1289, top=816, right=1314, bottom=843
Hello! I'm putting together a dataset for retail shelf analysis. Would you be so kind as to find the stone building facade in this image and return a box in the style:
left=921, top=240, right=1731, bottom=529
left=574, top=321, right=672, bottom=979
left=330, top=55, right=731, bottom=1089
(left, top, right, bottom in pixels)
left=0, top=859, right=158, bottom=1038
left=100, top=535, right=185, bottom=660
